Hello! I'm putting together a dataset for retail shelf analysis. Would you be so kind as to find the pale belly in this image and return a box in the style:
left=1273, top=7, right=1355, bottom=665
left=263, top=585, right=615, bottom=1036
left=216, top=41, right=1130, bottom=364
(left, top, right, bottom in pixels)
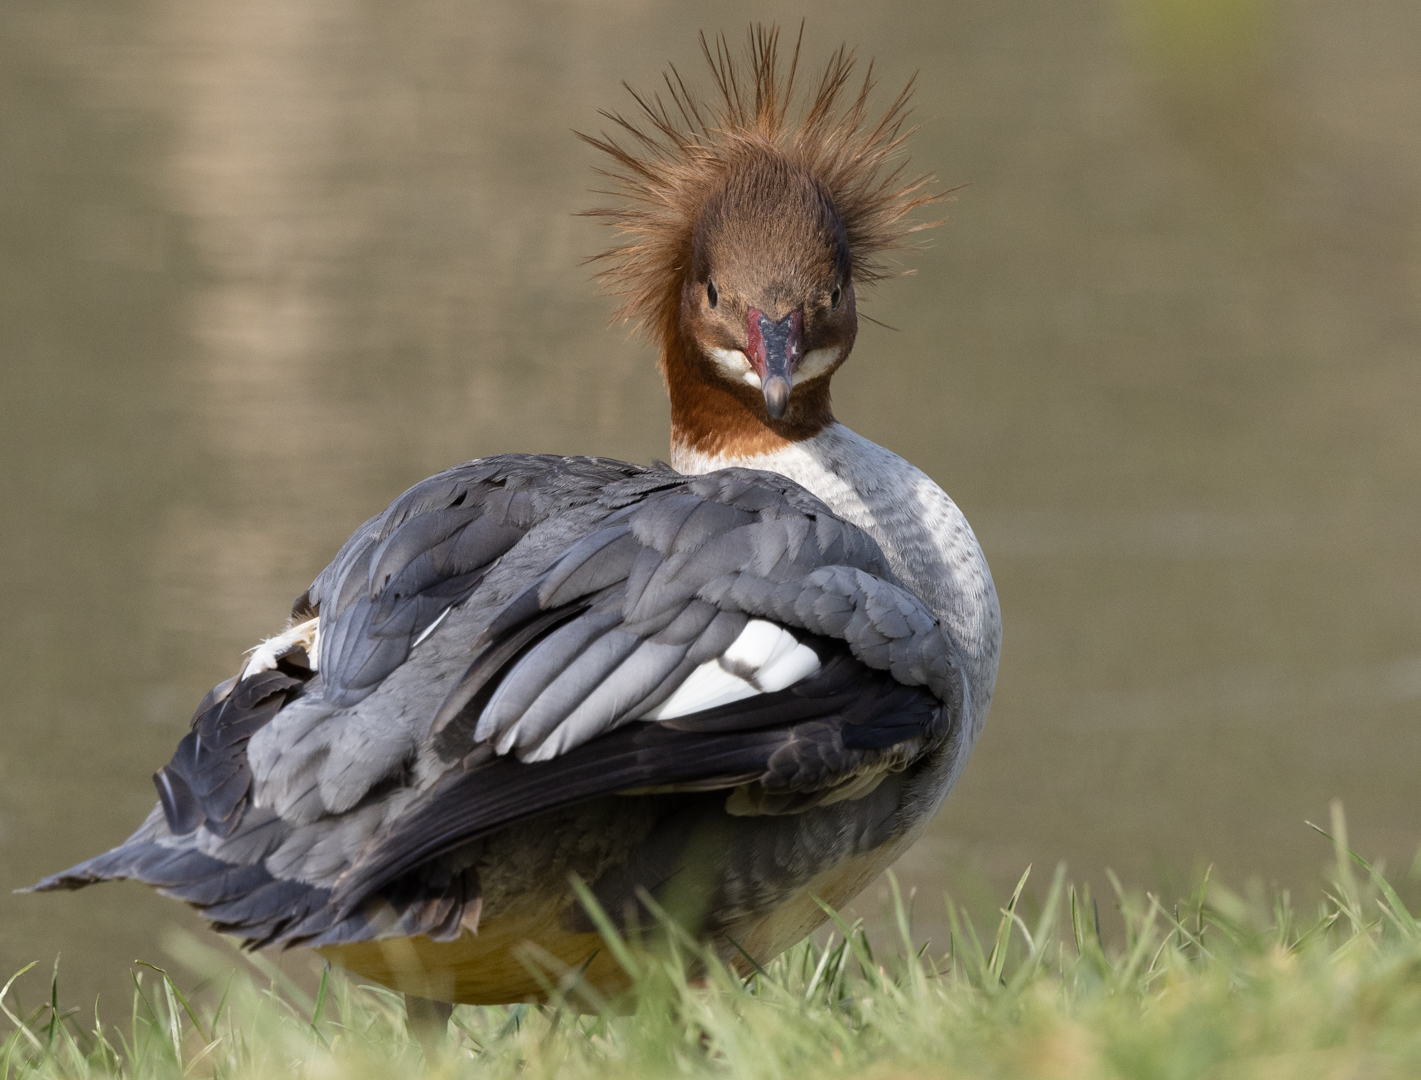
left=316, top=834, right=913, bottom=1006
left=317, top=902, right=630, bottom=1005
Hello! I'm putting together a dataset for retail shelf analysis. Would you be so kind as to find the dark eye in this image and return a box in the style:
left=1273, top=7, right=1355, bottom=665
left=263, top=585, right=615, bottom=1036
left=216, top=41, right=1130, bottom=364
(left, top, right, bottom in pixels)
left=830, top=283, right=842, bottom=310
left=707, top=280, right=718, bottom=308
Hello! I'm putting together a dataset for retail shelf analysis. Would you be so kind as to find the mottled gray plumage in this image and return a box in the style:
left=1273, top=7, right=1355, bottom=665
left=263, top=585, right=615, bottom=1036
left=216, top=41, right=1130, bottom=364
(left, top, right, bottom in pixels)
left=31, top=32, right=1008, bottom=1008
left=32, top=453, right=971, bottom=953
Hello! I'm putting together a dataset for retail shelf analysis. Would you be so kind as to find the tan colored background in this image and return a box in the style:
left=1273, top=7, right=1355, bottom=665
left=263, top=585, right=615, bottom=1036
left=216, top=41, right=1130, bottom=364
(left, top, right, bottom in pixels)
left=3, top=0, right=1419, bottom=1007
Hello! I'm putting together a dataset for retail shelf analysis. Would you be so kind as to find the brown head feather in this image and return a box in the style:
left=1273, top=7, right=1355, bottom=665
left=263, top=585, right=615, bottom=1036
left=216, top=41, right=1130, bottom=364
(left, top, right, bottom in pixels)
left=580, top=25, right=942, bottom=350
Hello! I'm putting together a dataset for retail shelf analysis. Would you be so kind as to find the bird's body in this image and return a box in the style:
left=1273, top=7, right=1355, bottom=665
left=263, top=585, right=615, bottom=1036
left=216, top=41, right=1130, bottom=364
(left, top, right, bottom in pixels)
left=33, top=28, right=1000, bottom=1006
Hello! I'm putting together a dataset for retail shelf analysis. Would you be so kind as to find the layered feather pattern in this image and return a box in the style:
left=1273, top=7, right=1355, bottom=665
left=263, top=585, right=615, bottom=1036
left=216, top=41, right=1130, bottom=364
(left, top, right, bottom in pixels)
left=32, top=454, right=966, bottom=951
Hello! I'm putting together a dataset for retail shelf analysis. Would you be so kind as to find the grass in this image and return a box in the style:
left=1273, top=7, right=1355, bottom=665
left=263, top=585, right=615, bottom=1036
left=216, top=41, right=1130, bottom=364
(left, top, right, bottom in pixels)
left=7, top=805, right=1421, bottom=1079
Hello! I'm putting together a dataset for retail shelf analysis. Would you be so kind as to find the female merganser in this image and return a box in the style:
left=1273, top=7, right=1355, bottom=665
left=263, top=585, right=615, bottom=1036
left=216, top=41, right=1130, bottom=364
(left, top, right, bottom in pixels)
left=34, top=28, right=1000, bottom=1007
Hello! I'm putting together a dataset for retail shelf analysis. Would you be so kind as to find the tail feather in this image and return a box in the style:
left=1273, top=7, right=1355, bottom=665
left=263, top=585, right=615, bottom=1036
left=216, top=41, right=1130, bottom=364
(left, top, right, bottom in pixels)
left=25, top=819, right=476, bottom=951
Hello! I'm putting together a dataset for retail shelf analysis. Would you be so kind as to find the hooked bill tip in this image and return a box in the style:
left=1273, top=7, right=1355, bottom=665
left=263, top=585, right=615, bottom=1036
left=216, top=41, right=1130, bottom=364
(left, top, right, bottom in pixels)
left=763, top=375, right=791, bottom=419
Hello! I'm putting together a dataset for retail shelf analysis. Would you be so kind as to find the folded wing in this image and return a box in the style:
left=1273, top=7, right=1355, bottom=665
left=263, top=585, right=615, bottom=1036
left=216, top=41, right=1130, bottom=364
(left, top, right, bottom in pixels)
left=30, top=456, right=965, bottom=949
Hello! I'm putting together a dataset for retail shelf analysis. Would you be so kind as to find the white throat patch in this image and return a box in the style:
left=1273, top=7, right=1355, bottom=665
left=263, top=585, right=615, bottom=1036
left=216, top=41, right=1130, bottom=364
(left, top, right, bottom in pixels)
left=703, top=344, right=843, bottom=391
left=705, top=347, right=761, bottom=388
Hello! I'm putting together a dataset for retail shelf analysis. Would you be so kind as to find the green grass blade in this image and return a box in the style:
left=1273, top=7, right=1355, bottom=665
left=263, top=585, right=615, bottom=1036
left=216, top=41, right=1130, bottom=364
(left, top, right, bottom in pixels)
left=1307, top=819, right=1420, bottom=938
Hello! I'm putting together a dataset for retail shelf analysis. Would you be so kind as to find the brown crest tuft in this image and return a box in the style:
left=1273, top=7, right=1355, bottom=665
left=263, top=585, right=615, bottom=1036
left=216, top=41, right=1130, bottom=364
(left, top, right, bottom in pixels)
left=579, top=25, right=944, bottom=349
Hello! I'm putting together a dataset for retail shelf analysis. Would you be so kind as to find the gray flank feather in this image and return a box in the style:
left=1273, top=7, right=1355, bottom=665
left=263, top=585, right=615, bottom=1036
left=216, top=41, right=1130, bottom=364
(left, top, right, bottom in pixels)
left=31, top=451, right=971, bottom=953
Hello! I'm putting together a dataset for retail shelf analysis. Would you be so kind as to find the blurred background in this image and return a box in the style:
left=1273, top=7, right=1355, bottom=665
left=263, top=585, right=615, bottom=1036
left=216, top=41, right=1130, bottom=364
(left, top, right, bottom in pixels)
left=2, top=0, right=1419, bottom=1008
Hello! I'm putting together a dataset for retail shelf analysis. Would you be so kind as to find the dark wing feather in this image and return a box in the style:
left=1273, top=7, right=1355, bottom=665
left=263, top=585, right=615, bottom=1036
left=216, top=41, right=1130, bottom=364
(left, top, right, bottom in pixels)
left=309, top=455, right=647, bottom=706
left=321, top=466, right=962, bottom=923
left=333, top=644, right=941, bottom=913
left=31, top=454, right=965, bottom=953
left=431, top=467, right=961, bottom=764
left=154, top=666, right=308, bottom=838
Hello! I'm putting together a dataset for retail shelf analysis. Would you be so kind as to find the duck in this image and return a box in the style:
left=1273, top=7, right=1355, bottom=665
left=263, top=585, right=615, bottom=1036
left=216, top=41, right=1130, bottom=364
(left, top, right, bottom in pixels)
left=32, top=27, right=1001, bottom=1011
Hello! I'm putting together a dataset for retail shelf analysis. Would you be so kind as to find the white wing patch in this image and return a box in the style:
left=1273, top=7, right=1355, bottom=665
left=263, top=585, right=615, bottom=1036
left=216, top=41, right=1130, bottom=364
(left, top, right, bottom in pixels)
left=643, top=619, right=820, bottom=720
left=242, top=617, right=321, bottom=678
left=245, top=601, right=447, bottom=684
left=411, top=606, right=451, bottom=648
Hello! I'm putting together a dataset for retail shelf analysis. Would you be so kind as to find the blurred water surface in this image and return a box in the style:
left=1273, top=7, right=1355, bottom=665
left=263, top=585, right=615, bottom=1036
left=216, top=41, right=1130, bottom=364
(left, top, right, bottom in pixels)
left=3, top=0, right=1420, bottom=1005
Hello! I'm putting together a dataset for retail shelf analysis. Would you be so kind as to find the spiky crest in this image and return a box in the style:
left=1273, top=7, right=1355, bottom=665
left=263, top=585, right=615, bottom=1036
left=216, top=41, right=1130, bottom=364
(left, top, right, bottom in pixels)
left=580, top=25, right=942, bottom=349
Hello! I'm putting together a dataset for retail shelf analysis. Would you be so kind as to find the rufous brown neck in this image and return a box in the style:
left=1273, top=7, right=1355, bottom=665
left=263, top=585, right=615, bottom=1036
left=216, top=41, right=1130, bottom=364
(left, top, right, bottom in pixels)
left=663, top=330, right=834, bottom=461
